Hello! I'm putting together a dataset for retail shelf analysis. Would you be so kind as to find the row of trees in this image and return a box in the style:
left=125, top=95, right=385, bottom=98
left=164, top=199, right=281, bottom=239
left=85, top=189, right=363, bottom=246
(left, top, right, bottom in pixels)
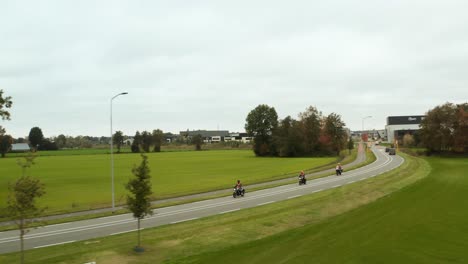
left=245, top=105, right=349, bottom=157
left=420, top=102, right=468, bottom=153
left=127, top=129, right=165, bottom=153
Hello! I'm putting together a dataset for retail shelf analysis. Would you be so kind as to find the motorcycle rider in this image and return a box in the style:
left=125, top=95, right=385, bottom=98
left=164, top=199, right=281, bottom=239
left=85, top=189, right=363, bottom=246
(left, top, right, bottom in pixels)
left=335, top=163, right=343, bottom=176
left=299, top=170, right=306, bottom=184
left=235, top=179, right=243, bottom=195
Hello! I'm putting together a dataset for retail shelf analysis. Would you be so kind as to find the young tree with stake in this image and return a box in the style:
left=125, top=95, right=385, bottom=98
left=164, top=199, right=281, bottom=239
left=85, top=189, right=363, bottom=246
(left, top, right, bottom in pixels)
left=7, top=153, right=45, bottom=264
left=126, top=154, right=153, bottom=252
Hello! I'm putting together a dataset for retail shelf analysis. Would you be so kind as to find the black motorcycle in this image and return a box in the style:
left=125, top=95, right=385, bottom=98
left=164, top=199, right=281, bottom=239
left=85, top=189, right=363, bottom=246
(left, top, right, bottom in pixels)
left=233, top=187, right=245, bottom=198
left=298, top=176, right=307, bottom=185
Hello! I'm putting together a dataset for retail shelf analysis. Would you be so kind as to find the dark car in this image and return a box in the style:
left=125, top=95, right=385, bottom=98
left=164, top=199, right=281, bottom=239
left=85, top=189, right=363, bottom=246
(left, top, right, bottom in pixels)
left=389, top=148, right=396, bottom=155
left=385, top=147, right=390, bottom=152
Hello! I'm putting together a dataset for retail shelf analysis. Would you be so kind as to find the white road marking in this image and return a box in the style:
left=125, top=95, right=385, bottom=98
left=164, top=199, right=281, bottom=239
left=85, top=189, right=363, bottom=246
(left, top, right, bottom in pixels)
left=219, top=208, right=240, bottom=214
left=34, top=240, right=75, bottom=248
left=170, top=217, right=198, bottom=224
left=287, top=195, right=301, bottom=199
left=258, top=201, right=275, bottom=206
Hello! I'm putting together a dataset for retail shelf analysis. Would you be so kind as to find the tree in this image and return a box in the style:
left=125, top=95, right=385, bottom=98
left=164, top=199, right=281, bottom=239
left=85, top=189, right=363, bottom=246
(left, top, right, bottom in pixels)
left=55, top=134, right=67, bottom=149
left=245, top=104, right=278, bottom=156
left=0, top=134, right=13, bottom=157
left=420, top=102, right=458, bottom=152
left=274, top=116, right=303, bottom=157
left=131, top=131, right=142, bottom=153
left=298, top=106, right=322, bottom=154
left=0, top=89, right=13, bottom=120
left=113, top=131, right=124, bottom=153
left=453, top=103, right=468, bottom=153
left=7, top=153, right=45, bottom=264
left=28, top=127, right=44, bottom=151
left=323, top=113, right=347, bottom=156
left=192, top=134, right=203, bottom=151
left=402, top=133, right=415, bottom=147
left=38, top=139, right=58, bottom=151
left=0, top=89, right=13, bottom=136
left=152, top=129, right=164, bottom=152
left=125, top=154, right=153, bottom=252
left=140, top=131, right=153, bottom=153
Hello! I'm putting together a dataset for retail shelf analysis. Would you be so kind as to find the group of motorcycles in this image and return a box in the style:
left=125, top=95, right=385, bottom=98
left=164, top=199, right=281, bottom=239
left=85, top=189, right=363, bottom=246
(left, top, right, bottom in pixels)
left=233, top=167, right=344, bottom=198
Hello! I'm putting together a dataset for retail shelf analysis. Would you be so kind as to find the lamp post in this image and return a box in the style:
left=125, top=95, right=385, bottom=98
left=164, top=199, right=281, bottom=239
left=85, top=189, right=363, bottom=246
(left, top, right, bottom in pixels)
left=110, top=92, right=128, bottom=211
left=361, top=116, right=372, bottom=135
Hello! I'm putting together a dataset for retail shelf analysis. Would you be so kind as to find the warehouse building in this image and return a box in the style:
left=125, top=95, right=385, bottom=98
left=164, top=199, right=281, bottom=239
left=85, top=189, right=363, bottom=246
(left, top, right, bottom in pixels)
left=385, top=115, right=425, bottom=143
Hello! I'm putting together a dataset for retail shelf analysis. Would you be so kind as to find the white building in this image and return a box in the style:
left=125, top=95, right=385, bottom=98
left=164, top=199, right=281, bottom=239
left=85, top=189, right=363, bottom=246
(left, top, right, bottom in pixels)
left=385, top=115, right=425, bottom=143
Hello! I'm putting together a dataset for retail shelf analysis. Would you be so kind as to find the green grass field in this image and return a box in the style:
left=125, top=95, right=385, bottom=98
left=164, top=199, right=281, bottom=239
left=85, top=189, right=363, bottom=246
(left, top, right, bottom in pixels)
left=2, top=152, right=453, bottom=264
left=0, top=150, right=337, bottom=215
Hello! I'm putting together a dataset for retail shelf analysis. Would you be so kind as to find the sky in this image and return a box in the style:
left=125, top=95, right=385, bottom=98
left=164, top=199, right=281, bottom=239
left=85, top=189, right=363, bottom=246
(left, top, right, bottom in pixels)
left=1, top=0, right=467, bottom=138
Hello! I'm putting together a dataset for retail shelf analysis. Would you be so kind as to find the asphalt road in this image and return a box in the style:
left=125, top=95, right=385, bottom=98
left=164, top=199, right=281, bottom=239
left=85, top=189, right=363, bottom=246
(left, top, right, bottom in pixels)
left=0, top=146, right=404, bottom=254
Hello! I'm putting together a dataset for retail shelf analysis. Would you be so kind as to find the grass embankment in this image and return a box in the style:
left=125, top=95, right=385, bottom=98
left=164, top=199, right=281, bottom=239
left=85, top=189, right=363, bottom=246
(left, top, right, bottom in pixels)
left=0, top=150, right=337, bottom=216
left=187, top=156, right=468, bottom=263
left=0, top=152, right=437, bottom=263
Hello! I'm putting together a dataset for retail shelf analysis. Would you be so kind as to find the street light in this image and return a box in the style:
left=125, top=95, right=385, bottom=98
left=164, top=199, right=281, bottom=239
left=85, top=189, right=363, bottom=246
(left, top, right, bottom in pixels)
left=362, top=116, right=372, bottom=133
left=110, top=92, right=128, bottom=211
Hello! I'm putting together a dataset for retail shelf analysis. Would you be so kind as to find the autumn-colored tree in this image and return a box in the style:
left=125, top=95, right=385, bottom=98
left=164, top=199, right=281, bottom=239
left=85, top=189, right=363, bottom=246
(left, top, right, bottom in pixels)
left=402, top=133, right=415, bottom=147
left=323, top=113, right=347, bottom=156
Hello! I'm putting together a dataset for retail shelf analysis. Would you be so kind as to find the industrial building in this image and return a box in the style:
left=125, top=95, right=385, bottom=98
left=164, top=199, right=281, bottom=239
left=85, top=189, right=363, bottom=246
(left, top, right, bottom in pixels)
left=385, top=115, right=425, bottom=143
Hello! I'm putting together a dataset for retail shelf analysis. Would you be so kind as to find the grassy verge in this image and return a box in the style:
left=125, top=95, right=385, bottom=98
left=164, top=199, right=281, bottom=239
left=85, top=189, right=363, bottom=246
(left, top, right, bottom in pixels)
left=0, top=152, right=430, bottom=263
left=184, top=156, right=468, bottom=263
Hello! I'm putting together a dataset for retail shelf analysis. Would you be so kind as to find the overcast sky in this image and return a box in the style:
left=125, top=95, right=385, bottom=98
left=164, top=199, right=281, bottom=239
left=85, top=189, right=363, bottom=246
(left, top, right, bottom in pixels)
left=1, top=1, right=467, bottom=138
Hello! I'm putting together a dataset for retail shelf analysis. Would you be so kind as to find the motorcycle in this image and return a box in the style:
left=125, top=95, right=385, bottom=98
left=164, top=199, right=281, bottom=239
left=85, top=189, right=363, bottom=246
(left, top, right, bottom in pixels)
left=298, top=176, right=306, bottom=185
left=233, top=187, right=245, bottom=198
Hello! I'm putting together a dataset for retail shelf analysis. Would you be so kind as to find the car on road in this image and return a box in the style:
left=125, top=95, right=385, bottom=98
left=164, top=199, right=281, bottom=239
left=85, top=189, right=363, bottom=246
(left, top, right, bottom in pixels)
left=389, top=148, right=396, bottom=155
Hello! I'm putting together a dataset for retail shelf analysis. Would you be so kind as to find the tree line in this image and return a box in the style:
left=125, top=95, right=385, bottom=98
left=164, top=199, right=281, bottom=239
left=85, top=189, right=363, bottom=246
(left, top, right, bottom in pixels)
left=245, top=104, right=349, bottom=157
left=419, top=102, right=468, bottom=153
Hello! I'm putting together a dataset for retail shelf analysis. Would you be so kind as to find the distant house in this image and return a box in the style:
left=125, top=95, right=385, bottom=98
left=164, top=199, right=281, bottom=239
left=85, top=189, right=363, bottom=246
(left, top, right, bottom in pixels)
left=228, top=132, right=252, bottom=143
left=179, top=130, right=230, bottom=143
left=11, top=143, right=31, bottom=152
left=164, top=133, right=178, bottom=143
left=123, top=138, right=134, bottom=146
